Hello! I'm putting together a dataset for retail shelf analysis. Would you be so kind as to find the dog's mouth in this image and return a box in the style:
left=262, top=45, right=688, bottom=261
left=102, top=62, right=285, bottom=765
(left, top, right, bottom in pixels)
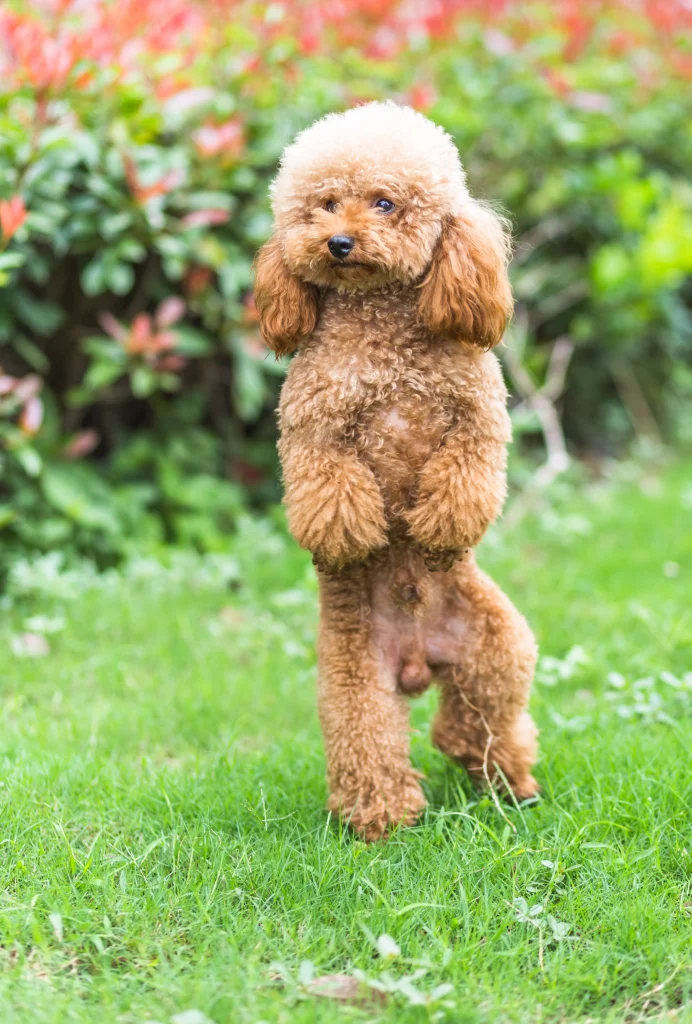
left=329, top=260, right=374, bottom=271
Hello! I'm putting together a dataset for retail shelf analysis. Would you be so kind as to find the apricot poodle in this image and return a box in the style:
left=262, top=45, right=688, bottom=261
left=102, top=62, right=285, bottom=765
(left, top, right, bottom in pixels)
left=255, top=101, right=538, bottom=840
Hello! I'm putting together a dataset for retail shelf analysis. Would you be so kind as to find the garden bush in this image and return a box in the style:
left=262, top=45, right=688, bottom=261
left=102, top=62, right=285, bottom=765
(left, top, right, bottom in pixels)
left=0, top=0, right=691, bottom=578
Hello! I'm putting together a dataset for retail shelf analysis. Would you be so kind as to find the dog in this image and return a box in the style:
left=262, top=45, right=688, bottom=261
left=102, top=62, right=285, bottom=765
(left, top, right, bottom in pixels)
left=254, top=101, right=538, bottom=840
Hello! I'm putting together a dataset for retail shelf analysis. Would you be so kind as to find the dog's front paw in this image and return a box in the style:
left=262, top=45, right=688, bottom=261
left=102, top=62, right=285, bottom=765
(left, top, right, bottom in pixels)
left=286, top=451, right=388, bottom=571
left=407, top=491, right=476, bottom=556
left=308, top=510, right=387, bottom=573
left=311, top=550, right=365, bottom=576
left=421, top=546, right=468, bottom=573
left=406, top=455, right=488, bottom=555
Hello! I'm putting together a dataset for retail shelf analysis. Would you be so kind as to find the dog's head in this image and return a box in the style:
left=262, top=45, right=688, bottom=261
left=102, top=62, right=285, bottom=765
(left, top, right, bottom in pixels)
left=255, top=101, right=513, bottom=355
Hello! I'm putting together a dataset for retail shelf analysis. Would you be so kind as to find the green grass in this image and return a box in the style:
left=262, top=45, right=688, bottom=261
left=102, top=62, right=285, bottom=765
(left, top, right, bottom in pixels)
left=1, top=459, right=691, bottom=1023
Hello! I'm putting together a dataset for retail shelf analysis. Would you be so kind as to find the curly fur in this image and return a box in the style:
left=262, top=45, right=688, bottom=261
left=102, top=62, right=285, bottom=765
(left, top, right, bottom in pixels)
left=255, top=102, right=538, bottom=840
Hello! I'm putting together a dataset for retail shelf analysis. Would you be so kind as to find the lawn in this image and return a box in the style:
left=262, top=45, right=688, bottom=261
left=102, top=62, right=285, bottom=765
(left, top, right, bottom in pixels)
left=1, top=458, right=691, bottom=1024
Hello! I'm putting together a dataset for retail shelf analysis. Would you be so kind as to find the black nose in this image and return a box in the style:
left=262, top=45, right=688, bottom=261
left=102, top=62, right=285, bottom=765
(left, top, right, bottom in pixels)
left=328, top=235, right=355, bottom=259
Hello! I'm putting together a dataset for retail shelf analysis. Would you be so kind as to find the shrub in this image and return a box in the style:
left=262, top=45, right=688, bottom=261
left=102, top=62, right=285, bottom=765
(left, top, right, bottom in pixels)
left=0, top=0, right=691, bottom=577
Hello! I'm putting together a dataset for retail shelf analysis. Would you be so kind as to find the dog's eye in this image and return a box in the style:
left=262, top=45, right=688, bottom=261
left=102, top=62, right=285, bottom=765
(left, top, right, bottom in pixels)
left=324, top=200, right=337, bottom=213
left=374, top=198, right=395, bottom=213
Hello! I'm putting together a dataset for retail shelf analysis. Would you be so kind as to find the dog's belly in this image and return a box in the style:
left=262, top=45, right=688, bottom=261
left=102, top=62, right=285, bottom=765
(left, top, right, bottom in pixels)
left=358, top=402, right=449, bottom=512
left=369, top=552, right=471, bottom=696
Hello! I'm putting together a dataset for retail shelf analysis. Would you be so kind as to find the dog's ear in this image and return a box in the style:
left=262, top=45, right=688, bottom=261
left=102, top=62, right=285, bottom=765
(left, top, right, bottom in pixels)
left=254, top=235, right=319, bottom=356
left=417, top=202, right=513, bottom=350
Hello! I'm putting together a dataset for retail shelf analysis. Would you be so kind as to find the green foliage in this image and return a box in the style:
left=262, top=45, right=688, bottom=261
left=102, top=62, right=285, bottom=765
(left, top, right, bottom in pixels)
left=1, top=459, right=691, bottom=1022
left=0, top=7, right=691, bottom=579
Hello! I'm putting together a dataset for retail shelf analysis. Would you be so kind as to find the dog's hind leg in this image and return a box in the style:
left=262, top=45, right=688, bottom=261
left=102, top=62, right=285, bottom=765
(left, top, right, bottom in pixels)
left=430, top=560, right=539, bottom=800
left=317, top=568, right=426, bottom=841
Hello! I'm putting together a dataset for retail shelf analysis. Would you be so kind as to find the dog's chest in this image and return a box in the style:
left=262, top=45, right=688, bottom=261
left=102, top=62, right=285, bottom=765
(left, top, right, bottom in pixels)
left=326, top=339, right=458, bottom=505
left=296, top=298, right=468, bottom=495
left=280, top=289, right=490, bottom=506
left=356, top=377, right=451, bottom=508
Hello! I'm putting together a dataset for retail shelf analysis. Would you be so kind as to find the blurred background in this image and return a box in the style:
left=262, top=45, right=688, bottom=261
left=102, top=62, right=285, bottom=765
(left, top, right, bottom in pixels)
left=0, top=0, right=690, bottom=583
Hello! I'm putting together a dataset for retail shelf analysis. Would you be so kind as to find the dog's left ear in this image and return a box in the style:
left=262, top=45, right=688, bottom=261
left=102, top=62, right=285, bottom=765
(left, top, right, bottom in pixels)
left=254, top=235, right=319, bottom=356
left=417, top=201, right=513, bottom=350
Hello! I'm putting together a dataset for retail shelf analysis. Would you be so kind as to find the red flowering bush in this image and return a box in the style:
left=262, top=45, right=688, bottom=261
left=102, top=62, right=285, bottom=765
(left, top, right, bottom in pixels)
left=0, top=0, right=691, bottom=575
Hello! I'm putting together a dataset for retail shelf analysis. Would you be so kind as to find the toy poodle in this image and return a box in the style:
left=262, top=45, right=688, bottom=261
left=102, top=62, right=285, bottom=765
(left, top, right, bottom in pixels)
left=254, top=101, right=538, bottom=840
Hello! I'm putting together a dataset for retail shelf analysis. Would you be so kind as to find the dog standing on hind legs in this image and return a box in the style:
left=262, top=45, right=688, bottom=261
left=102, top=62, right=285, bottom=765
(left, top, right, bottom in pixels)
left=254, top=102, right=539, bottom=840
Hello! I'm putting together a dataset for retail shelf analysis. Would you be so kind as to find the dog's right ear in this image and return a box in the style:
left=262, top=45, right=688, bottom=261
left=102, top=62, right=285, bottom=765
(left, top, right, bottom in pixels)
left=254, top=236, right=319, bottom=356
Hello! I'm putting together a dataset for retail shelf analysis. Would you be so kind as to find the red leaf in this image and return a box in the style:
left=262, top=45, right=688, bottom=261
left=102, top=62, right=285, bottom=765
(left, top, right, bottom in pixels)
left=152, top=329, right=177, bottom=352
left=406, top=82, right=437, bottom=111
left=193, top=118, right=244, bottom=159
left=63, top=429, right=100, bottom=460
left=19, top=395, right=43, bottom=435
left=184, top=266, right=213, bottom=296
left=99, top=311, right=127, bottom=342
left=13, top=374, right=42, bottom=402
left=127, top=313, right=153, bottom=354
left=180, top=208, right=230, bottom=229
left=0, top=195, right=27, bottom=240
left=156, top=296, right=186, bottom=328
